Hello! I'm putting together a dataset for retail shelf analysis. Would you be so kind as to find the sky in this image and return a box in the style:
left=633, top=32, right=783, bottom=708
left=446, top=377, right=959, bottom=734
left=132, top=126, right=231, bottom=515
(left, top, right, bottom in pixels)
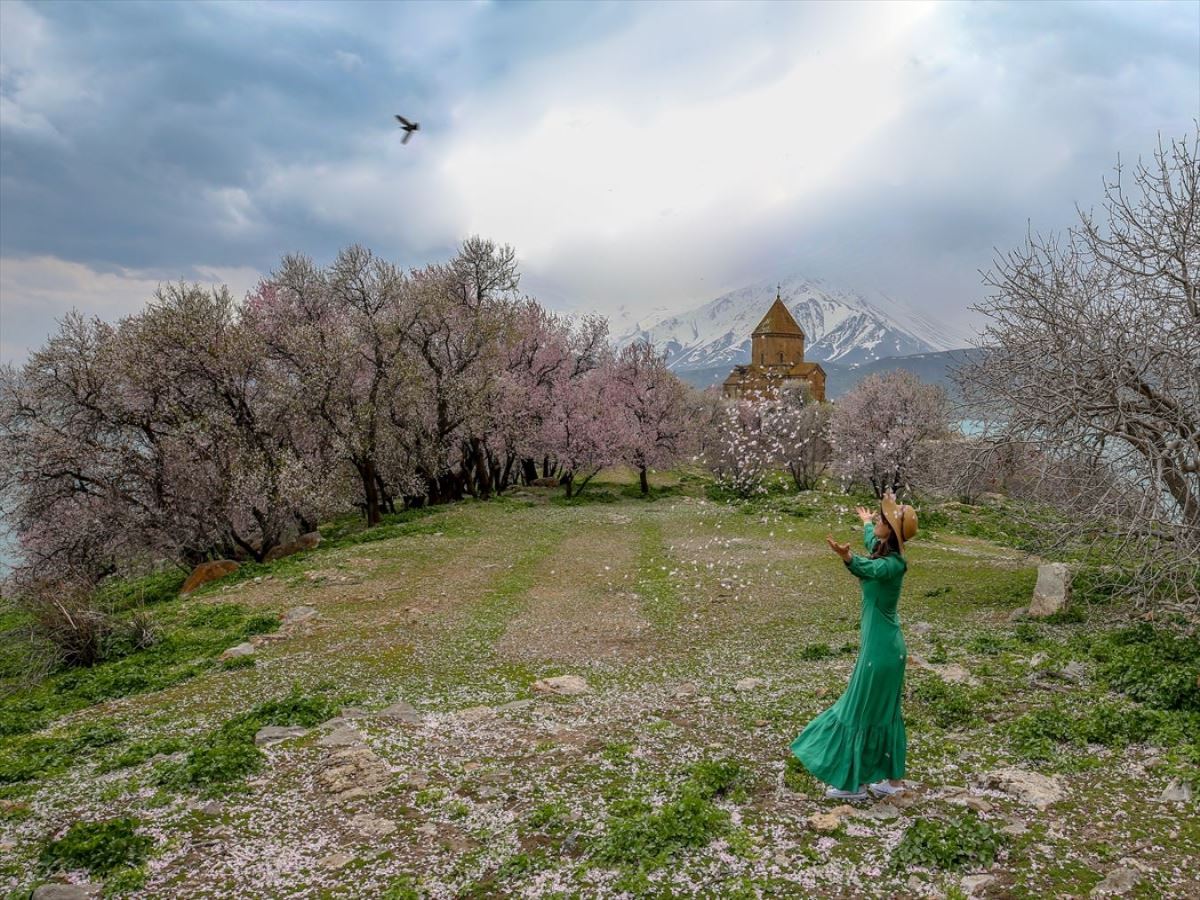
left=1, top=0, right=1197, bottom=362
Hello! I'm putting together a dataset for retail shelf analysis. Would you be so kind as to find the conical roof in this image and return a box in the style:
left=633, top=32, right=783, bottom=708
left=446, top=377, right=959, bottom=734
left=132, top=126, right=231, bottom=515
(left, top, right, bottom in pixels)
left=752, top=292, right=805, bottom=337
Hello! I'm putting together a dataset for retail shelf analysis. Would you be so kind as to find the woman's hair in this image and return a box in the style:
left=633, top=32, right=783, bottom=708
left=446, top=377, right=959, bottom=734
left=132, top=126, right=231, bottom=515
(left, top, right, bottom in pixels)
left=870, top=509, right=903, bottom=559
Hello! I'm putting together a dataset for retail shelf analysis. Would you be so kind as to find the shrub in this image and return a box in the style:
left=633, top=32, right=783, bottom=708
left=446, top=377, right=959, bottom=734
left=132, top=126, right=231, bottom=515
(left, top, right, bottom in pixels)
left=1088, top=623, right=1200, bottom=712
left=888, top=811, right=1005, bottom=873
left=39, top=817, right=154, bottom=877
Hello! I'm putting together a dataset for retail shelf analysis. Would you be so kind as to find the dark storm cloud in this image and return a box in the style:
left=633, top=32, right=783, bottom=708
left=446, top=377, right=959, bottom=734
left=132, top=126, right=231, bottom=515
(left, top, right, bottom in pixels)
left=1, top=0, right=1197, bottom=361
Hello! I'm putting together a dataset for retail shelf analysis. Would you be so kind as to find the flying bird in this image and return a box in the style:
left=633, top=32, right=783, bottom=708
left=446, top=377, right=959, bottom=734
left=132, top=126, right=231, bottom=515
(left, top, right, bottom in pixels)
left=394, top=114, right=420, bottom=144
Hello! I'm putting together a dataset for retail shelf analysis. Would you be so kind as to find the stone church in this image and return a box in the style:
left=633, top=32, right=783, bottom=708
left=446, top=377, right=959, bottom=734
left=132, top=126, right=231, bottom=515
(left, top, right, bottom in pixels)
left=722, top=292, right=827, bottom=402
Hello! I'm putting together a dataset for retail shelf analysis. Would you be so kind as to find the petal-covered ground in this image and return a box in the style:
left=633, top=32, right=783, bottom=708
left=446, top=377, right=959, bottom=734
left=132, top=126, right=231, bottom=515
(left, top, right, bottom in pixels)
left=3, top=470, right=1197, bottom=898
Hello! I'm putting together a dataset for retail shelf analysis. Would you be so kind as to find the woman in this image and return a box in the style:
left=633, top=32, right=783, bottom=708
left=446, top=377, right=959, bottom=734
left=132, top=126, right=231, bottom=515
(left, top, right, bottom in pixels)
left=789, top=489, right=918, bottom=801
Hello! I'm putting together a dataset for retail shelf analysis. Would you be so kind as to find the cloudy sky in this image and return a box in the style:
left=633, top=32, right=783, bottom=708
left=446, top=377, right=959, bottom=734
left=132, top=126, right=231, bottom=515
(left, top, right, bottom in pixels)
left=1, top=0, right=1197, bottom=361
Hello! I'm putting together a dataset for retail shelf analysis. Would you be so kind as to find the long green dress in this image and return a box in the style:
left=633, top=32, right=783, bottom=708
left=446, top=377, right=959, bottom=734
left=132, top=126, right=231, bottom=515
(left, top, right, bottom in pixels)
left=790, top=522, right=908, bottom=791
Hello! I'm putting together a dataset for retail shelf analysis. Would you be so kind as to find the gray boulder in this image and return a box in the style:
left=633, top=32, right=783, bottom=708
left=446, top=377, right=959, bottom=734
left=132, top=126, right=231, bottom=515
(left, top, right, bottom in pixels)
left=1029, top=563, right=1071, bottom=617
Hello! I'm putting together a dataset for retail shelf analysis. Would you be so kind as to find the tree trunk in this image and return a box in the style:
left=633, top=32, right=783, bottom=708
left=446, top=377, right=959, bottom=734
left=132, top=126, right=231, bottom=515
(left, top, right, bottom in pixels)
left=357, top=459, right=382, bottom=526
left=639, top=465, right=649, bottom=495
left=472, top=437, right=493, bottom=500
left=522, top=458, right=538, bottom=484
left=563, top=472, right=574, bottom=498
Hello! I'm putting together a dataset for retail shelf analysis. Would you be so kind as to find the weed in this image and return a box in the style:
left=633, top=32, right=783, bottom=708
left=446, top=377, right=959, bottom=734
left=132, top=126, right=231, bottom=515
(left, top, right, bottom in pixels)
left=798, top=642, right=836, bottom=661
left=527, top=800, right=570, bottom=833
left=157, top=688, right=337, bottom=790
left=593, top=757, right=750, bottom=869
left=1087, top=623, right=1200, bottom=712
left=39, top=817, right=154, bottom=877
left=909, top=676, right=978, bottom=729
left=888, top=810, right=1005, bottom=873
left=928, top=635, right=949, bottom=664
left=0, top=722, right=124, bottom=784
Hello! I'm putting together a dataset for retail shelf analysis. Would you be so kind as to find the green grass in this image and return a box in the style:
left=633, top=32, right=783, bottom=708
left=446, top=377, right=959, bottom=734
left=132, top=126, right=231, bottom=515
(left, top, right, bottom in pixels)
left=0, top=601, right=281, bottom=745
left=39, top=816, right=155, bottom=878
left=156, top=688, right=339, bottom=792
left=888, top=810, right=1006, bottom=873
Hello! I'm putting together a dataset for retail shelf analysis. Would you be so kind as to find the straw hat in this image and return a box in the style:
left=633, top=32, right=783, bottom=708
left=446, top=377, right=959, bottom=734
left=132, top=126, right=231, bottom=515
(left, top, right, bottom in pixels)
left=880, top=494, right=918, bottom=553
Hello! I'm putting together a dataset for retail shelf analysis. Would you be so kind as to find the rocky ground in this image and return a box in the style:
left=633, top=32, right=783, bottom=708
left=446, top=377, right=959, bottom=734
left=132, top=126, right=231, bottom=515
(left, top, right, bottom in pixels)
left=2, top=470, right=1196, bottom=898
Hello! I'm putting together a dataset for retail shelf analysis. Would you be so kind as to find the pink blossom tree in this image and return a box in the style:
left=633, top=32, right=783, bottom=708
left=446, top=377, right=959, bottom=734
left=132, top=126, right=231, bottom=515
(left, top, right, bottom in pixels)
left=828, top=369, right=951, bottom=498
left=611, top=340, right=693, bottom=494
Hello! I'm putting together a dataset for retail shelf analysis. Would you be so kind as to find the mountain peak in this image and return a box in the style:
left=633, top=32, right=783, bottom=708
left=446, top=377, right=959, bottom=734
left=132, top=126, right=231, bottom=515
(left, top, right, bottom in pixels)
left=616, top=274, right=964, bottom=371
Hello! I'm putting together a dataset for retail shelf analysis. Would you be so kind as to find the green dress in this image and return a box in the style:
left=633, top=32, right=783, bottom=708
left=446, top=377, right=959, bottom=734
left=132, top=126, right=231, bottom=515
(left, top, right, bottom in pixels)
left=790, top=522, right=908, bottom=790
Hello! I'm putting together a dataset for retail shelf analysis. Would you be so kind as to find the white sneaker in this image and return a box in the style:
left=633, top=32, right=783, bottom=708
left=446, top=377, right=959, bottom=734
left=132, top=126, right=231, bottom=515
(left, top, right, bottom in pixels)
left=867, top=780, right=906, bottom=797
left=824, top=784, right=868, bottom=800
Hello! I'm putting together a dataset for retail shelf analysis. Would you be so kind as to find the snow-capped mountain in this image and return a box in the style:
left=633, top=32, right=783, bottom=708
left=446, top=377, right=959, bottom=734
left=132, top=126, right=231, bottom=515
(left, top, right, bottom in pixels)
left=615, top=275, right=970, bottom=370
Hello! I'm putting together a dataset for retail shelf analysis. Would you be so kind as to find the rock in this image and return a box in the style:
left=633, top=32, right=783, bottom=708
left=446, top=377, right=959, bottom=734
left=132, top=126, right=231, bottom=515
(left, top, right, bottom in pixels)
left=379, top=700, right=423, bottom=724
left=531, top=477, right=560, bottom=487
left=198, top=800, right=224, bottom=816
left=281, top=605, right=320, bottom=627
left=1028, top=562, right=1071, bottom=617
left=455, top=705, right=496, bottom=724
left=1029, top=652, right=1048, bottom=667
left=349, top=813, right=397, bottom=838
left=975, top=767, right=1068, bottom=810
left=910, top=622, right=933, bottom=635
left=965, top=797, right=993, bottom=813
left=807, top=805, right=857, bottom=831
left=319, top=851, right=354, bottom=870
left=180, top=560, right=240, bottom=595
left=853, top=802, right=900, bottom=820
left=254, top=725, right=308, bottom=747
left=340, top=707, right=369, bottom=719
left=1090, top=867, right=1141, bottom=896
left=318, top=745, right=391, bottom=799
left=219, top=642, right=255, bottom=661
left=937, top=664, right=980, bottom=686
left=906, top=875, right=926, bottom=894
left=734, top=677, right=765, bottom=692
left=1158, top=777, right=1192, bottom=803
left=317, top=724, right=363, bottom=748
left=1007, top=607, right=1028, bottom=622
left=999, top=820, right=1028, bottom=836
left=673, top=681, right=699, bottom=698
left=532, top=674, right=591, bottom=696
left=264, top=531, right=322, bottom=562
left=32, top=886, right=104, bottom=900
left=907, top=654, right=980, bottom=686
left=1061, top=660, right=1087, bottom=683
left=496, top=699, right=535, bottom=713
left=962, top=874, right=997, bottom=895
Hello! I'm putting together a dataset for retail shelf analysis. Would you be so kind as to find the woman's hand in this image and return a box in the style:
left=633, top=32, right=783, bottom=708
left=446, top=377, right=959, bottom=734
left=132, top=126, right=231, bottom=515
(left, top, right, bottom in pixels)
left=855, top=506, right=873, bottom=524
left=825, top=534, right=851, bottom=561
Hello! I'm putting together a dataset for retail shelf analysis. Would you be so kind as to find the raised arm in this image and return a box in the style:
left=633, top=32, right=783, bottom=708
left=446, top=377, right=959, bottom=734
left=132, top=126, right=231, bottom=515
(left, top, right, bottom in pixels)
left=844, top=552, right=906, bottom=581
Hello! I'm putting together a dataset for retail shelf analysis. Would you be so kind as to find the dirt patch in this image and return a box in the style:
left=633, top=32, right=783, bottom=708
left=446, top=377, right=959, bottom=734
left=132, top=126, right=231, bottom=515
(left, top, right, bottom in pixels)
left=495, top=526, right=654, bottom=667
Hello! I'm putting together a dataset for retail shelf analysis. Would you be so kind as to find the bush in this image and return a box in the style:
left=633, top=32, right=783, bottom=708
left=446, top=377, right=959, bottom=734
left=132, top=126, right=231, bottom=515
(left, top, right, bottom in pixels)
left=39, top=817, right=154, bottom=877
left=1005, top=696, right=1197, bottom=767
left=1088, top=623, right=1200, bottom=712
left=888, top=811, right=1005, bottom=873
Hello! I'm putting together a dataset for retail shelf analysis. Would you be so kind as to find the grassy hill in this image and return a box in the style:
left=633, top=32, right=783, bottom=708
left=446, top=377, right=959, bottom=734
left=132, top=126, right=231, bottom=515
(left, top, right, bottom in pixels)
left=2, top=469, right=1197, bottom=898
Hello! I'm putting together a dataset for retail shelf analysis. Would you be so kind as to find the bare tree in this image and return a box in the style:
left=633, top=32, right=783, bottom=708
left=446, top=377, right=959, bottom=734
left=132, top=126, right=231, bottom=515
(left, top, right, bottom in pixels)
left=956, top=129, right=1200, bottom=611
